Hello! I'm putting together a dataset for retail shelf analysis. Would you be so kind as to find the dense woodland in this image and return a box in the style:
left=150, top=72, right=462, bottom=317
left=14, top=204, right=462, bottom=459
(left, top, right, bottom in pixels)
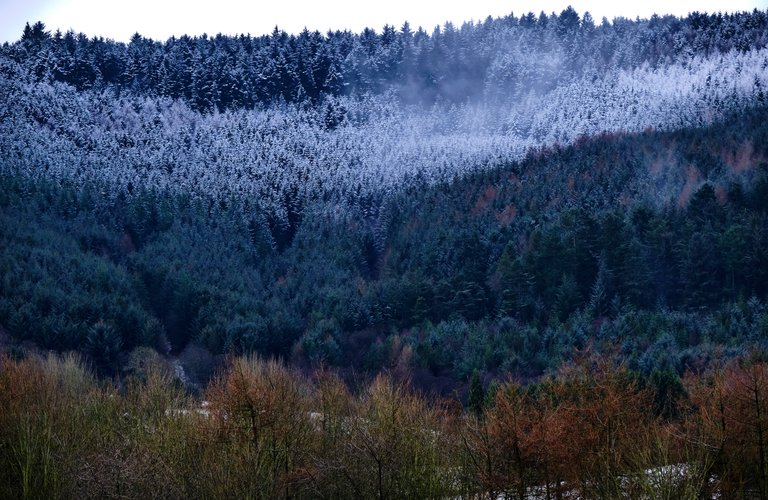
left=8, top=8, right=768, bottom=109
left=2, top=6, right=768, bottom=497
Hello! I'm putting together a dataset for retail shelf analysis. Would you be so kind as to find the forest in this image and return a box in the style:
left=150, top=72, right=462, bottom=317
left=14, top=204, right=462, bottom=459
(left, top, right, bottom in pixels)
left=1, top=6, right=768, bottom=497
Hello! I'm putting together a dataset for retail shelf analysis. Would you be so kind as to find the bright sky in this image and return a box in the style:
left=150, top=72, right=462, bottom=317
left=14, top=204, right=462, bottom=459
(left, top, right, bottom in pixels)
left=0, top=0, right=765, bottom=44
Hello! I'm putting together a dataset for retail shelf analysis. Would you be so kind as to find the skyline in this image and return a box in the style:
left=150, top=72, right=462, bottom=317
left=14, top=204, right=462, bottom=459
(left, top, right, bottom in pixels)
left=1, top=0, right=766, bottom=44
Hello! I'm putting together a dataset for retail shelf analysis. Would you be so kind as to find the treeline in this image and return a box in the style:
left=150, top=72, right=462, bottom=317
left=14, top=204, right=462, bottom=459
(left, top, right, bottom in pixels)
left=5, top=7, right=768, bottom=110
left=2, top=351, right=768, bottom=498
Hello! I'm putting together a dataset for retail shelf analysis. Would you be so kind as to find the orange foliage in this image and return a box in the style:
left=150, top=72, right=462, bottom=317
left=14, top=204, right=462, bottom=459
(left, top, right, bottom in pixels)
left=460, top=357, right=655, bottom=498
left=495, top=204, right=518, bottom=227
left=3, top=352, right=768, bottom=498
left=683, top=360, right=768, bottom=498
left=472, top=185, right=498, bottom=215
left=677, top=165, right=702, bottom=208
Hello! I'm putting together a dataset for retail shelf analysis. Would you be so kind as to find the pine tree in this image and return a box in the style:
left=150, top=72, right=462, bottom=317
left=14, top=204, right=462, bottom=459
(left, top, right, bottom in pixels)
left=588, top=252, right=612, bottom=318
left=468, top=369, right=485, bottom=416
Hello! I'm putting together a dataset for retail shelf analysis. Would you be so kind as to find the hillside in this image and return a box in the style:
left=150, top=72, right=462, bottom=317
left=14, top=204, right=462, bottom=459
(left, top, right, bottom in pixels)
left=1, top=8, right=768, bottom=385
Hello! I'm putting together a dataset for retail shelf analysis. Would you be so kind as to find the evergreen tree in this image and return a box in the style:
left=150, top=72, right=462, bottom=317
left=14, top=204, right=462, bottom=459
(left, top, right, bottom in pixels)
left=468, top=369, right=485, bottom=416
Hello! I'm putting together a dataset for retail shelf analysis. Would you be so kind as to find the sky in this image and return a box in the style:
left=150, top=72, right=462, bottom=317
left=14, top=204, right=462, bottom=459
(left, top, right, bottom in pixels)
left=1, top=0, right=766, bottom=44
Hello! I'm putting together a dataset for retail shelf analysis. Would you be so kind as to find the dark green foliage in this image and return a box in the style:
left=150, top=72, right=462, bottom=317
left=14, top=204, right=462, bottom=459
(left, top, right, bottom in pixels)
left=649, top=369, right=687, bottom=419
left=300, top=319, right=343, bottom=365
left=468, top=369, right=485, bottom=416
left=85, top=321, right=122, bottom=375
left=0, top=199, right=156, bottom=356
left=1, top=104, right=768, bottom=388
